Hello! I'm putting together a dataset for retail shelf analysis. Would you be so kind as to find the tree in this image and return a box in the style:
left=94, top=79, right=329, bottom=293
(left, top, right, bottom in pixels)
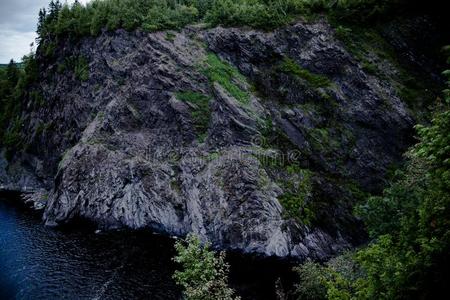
left=294, top=261, right=327, bottom=300
left=49, top=0, right=62, bottom=21
left=292, top=48, right=450, bottom=299
left=173, top=234, right=240, bottom=300
left=5, top=59, right=20, bottom=86
left=36, top=8, right=47, bottom=42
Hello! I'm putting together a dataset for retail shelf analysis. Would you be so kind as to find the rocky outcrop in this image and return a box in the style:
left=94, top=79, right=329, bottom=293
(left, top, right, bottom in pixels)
left=0, top=18, right=440, bottom=259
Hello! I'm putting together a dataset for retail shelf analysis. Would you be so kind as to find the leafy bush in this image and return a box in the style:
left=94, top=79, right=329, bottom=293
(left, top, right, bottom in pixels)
left=294, top=252, right=365, bottom=300
left=294, top=261, right=327, bottom=300
left=173, top=234, right=240, bottom=300
left=278, top=167, right=315, bottom=225
left=143, top=2, right=198, bottom=32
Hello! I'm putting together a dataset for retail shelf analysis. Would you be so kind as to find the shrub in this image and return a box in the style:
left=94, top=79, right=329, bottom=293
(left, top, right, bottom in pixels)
left=277, top=167, right=314, bottom=225
left=142, top=3, right=198, bottom=32
left=173, top=234, right=240, bottom=300
left=294, top=261, right=327, bottom=300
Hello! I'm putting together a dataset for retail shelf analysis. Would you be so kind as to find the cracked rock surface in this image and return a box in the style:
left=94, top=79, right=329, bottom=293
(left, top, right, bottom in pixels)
left=1, top=19, right=439, bottom=259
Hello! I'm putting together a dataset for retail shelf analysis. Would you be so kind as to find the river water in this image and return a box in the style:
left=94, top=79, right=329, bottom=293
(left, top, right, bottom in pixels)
left=0, top=194, right=294, bottom=300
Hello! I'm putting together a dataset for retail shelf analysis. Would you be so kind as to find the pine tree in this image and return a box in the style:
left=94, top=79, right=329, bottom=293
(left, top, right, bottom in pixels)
left=6, top=59, right=20, bottom=87
left=36, top=8, right=47, bottom=42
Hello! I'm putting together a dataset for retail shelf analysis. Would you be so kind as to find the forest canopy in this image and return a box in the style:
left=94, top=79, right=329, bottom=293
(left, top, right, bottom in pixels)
left=35, top=0, right=418, bottom=46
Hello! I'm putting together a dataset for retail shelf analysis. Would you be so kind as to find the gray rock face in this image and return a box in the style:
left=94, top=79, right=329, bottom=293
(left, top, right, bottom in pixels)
left=0, top=20, right=429, bottom=259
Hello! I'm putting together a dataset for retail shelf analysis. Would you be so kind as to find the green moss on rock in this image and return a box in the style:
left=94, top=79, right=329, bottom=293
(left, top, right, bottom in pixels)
left=203, top=53, right=250, bottom=105
left=176, top=91, right=212, bottom=142
left=279, top=57, right=331, bottom=88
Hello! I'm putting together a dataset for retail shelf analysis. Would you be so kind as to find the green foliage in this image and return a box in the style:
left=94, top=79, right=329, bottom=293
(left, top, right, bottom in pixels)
left=297, top=52, right=450, bottom=299
left=176, top=91, right=212, bottom=141
left=294, top=261, right=327, bottom=300
left=204, top=0, right=302, bottom=30
left=33, top=0, right=413, bottom=56
left=294, top=253, right=365, bottom=300
left=142, top=2, right=198, bottom=32
left=202, top=53, right=250, bottom=105
left=2, top=116, right=23, bottom=149
left=0, top=58, right=33, bottom=153
left=308, top=127, right=340, bottom=153
left=0, top=55, right=41, bottom=158
left=278, top=166, right=315, bottom=225
left=290, top=51, right=450, bottom=300
left=74, top=56, right=89, bottom=81
left=279, top=57, right=331, bottom=88
left=58, top=55, right=90, bottom=81
left=165, top=32, right=176, bottom=41
left=30, top=91, right=46, bottom=107
left=43, top=41, right=57, bottom=58
left=173, top=234, right=240, bottom=300
left=348, top=63, right=450, bottom=299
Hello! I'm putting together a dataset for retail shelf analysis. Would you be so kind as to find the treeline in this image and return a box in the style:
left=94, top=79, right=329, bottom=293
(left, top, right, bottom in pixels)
left=294, top=48, right=450, bottom=299
left=36, top=0, right=405, bottom=47
left=0, top=57, right=38, bottom=155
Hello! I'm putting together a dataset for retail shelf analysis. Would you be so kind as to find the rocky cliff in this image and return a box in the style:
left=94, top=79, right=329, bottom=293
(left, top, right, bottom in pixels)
left=0, top=16, right=443, bottom=259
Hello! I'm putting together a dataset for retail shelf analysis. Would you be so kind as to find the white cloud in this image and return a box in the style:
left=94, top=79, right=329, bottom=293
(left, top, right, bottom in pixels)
left=0, top=0, right=91, bottom=63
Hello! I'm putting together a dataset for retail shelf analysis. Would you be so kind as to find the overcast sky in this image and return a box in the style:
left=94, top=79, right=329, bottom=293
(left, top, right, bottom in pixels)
left=0, top=0, right=90, bottom=63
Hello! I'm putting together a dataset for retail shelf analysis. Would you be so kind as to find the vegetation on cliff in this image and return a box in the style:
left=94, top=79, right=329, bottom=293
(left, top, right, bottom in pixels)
left=294, top=51, right=450, bottom=299
left=35, top=0, right=424, bottom=53
left=0, top=57, right=39, bottom=155
left=1, top=0, right=448, bottom=299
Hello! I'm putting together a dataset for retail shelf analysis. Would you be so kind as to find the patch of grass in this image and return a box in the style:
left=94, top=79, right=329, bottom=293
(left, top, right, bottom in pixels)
left=203, top=53, right=250, bottom=105
left=74, top=56, right=89, bottom=81
left=207, top=151, right=220, bottom=161
left=279, top=57, right=331, bottom=88
left=308, top=126, right=345, bottom=157
left=165, top=32, right=176, bottom=42
left=259, top=119, right=299, bottom=153
left=58, top=55, right=90, bottom=81
left=362, top=61, right=378, bottom=75
left=176, top=91, right=212, bottom=142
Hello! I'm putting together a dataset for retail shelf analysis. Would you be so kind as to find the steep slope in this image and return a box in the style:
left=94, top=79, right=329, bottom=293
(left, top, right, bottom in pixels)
left=0, top=17, right=443, bottom=259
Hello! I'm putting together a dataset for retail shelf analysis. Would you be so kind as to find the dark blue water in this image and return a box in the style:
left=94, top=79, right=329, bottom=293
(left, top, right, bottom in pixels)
left=0, top=196, right=181, bottom=300
left=0, top=194, right=295, bottom=300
